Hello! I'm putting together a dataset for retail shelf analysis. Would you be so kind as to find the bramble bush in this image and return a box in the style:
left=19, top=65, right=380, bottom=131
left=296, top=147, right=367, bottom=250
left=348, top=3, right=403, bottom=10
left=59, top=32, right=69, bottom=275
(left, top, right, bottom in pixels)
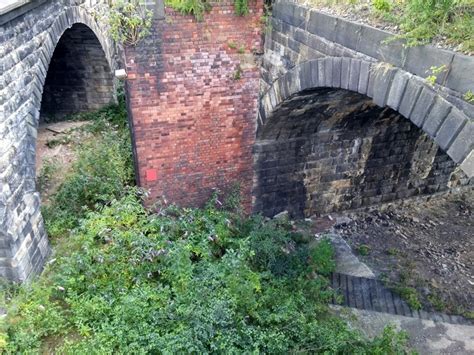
left=2, top=192, right=411, bottom=353
left=1, top=99, right=411, bottom=353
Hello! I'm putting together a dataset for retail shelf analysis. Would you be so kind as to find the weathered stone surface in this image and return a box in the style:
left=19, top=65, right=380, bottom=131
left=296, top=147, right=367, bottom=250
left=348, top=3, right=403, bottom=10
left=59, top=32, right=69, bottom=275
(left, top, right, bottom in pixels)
left=410, top=87, right=436, bottom=127
left=445, top=54, right=474, bottom=95
left=386, top=70, right=410, bottom=111
left=404, top=46, right=454, bottom=85
left=0, top=0, right=118, bottom=281
left=460, top=151, right=474, bottom=178
left=307, top=11, right=338, bottom=42
left=357, top=25, right=405, bottom=67
left=398, top=79, right=422, bottom=118
left=447, top=121, right=474, bottom=163
left=435, top=110, right=467, bottom=150
left=334, top=18, right=361, bottom=51
left=255, top=88, right=468, bottom=217
left=423, top=97, right=452, bottom=137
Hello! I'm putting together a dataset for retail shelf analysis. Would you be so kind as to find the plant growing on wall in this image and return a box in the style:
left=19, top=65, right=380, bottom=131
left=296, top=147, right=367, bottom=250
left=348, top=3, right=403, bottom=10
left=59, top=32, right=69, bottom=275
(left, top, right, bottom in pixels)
left=109, top=0, right=153, bottom=46
left=166, top=0, right=250, bottom=20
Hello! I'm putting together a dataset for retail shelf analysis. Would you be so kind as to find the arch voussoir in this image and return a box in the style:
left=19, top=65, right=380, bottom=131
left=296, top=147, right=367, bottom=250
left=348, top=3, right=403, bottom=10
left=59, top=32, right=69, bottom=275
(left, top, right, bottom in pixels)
left=260, top=57, right=474, bottom=178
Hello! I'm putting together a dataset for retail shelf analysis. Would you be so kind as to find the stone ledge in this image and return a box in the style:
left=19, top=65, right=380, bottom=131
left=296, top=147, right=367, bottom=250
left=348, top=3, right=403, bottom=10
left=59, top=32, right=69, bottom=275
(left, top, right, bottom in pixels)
left=0, top=0, right=47, bottom=26
left=272, top=0, right=474, bottom=97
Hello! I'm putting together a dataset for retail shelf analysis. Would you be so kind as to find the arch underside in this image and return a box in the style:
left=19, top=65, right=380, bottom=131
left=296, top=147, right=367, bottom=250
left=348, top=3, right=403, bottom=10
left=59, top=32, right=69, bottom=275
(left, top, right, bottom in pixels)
left=255, top=58, right=473, bottom=217
left=40, top=23, right=115, bottom=122
left=254, top=88, right=471, bottom=218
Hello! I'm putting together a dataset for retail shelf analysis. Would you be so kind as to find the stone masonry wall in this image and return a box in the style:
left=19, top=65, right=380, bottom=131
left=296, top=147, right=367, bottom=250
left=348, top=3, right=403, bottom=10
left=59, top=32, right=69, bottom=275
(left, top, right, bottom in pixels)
left=259, top=1, right=474, bottom=182
left=125, top=1, right=264, bottom=210
left=41, top=23, right=115, bottom=121
left=0, top=0, right=117, bottom=281
left=254, top=89, right=471, bottom=217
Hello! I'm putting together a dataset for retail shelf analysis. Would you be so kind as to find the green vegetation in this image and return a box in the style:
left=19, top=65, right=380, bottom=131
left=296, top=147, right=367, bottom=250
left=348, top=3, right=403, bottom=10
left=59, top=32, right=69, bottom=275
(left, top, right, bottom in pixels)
left=232, top=64, right=243, bottom=80
left=357, top=244, right=372, bottom=256
left=425, top=64, right=448, bottom=86
left=166, top=0, right=250, bottom=20
left=41, top=98, right=134, bottom=240
left=392, top=285, right=422, bottom=310
left=1, top=97, right=411, bottom=353
left=307, top=0, right=474, bottom=52
left=396, top=0, right=473, bottom=50
left=372, top=0, right=391, bottom=13
left=1, top=192, right=410, bottom=352
left=464, top=89, right=474, bottom=103
left=109, top=0, right=153, bottom=46
left=37, top=159, right=60, bottom=194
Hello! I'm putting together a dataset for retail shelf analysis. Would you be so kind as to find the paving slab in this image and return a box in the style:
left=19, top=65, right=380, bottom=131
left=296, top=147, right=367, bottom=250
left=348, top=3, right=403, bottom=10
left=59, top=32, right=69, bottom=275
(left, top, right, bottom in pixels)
left=332, top=305, right=474, bottom=354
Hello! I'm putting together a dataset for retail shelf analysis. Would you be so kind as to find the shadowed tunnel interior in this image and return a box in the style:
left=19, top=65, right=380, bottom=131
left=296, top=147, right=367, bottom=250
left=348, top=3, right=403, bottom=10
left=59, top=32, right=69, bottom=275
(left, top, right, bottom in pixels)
left=40, top=23, right=114, bottom=122
left=254, top=88, right=471, bottom=218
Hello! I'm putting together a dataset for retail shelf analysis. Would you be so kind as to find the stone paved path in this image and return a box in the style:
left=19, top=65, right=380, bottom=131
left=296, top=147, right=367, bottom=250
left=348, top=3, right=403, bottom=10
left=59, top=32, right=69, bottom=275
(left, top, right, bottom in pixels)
left=323, top=233, right=474, bottom=354
left=330, top=272, right=473, bottom=326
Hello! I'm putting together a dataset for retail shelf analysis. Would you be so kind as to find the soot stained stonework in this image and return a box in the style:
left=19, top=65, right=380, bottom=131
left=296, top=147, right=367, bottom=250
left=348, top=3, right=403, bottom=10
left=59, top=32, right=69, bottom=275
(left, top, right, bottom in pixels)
left=40, top=24, right=114, bottom=121
left=254, top=89, right=471, bottom=218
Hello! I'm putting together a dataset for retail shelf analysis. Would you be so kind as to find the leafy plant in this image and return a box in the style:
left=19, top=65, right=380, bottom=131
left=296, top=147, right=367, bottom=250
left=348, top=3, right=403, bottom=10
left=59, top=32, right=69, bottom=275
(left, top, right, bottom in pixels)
left=397, top=0, right=474, bottom=50
left=425, top=64, right=447, bottom=85
left=37, top=159, right=59, bottom=194
left=166, top=0, right=250, bottom=20
left=235, top=0, right=250, bottom=16
left=372, top=0, right=391, bottom=12
left=232, top=64, right=243, bottom=80
left=393, top=285, right=422, bottom=310
left=463, top=90, right=474, bottom=103
left=109, top=0, right=153, bottom=46
left=2, top=191, right=411, bottom=353
left=42, top=98, right=134, bottom=239
left=357, top=244, right=371, bottom=256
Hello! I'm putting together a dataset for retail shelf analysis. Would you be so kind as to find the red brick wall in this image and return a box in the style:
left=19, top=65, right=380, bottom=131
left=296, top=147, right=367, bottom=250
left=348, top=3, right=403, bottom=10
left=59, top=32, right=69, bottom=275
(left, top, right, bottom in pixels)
left=124, top=1, right=263, bottom=211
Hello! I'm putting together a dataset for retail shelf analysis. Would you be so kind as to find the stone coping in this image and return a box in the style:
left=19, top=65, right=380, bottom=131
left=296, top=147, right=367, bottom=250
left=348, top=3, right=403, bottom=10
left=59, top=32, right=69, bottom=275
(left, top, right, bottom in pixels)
left=0, top=0, right=47, bottom=25
left=272, top=0, right=474, bottom=97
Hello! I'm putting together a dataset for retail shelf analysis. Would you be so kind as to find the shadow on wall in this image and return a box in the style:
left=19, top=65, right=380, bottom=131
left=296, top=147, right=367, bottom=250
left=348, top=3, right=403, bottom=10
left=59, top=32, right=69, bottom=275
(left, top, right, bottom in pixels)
left=253, top=88, right=471, bottom=218
left=40, top=23, right=114, bottom=123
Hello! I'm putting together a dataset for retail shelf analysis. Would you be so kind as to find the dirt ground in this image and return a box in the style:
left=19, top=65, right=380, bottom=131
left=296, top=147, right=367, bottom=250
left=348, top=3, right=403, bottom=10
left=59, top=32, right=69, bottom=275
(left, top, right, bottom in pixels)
left=36, top=121, right=90, bottom=204
left=311, top=188, right=474, bottom=318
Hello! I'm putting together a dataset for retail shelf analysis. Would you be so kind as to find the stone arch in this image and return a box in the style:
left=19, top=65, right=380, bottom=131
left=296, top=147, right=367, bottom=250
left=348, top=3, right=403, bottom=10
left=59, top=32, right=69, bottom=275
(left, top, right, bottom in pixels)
left=259, top=58, right=473, bottom=178
left=255, top=58, right=473, bottom=217
left=0, top=5, right=120, bottom=281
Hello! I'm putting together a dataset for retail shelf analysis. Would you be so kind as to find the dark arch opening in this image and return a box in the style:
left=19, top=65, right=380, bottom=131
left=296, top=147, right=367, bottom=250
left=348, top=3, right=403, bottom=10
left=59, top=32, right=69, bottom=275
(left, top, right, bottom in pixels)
left=40, top=23, right=115, bottom=122
left=254, top=88, right=470, bottom=218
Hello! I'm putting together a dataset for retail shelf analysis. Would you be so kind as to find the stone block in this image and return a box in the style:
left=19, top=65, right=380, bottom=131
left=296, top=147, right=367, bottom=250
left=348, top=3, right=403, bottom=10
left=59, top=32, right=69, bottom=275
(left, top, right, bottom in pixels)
left=404, top=45, right=454, bottom=85
left=348, top=59, right=361, bottom=92
left=358, top=61, right=371, bottom=95
left=299, top=61, right=313, bottom=90
left=445, top=53, right=474, bottom=94
left=459, top=150, right=474, bottom=178
left=398, top=78, right=422, bottom=118
left=447, top=121, right=473, bottom=163
left=386, top=70, right=411, bottom=111
left=423, top=97, right=452, bottom=137
left=331, top=57, right=342, bottom=88
left=409, top=87, right=436, bottom=127
left=435, top=109, right=467, bottom=150
left=334, top=18, right=362, bottom=51
left=340, top=57, right=351, bottom=90
left=307, top=11, right=338, bottom=42
left=356, top=25, right=405, bottom=66
left=324, top=57, right=333, bottom=87
left=370, top=66, right=397, bottom=107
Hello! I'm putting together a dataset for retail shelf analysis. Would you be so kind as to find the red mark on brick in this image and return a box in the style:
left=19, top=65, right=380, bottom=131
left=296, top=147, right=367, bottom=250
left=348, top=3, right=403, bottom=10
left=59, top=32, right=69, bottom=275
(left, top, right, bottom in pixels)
left=146, top=169, right=158, bottom=182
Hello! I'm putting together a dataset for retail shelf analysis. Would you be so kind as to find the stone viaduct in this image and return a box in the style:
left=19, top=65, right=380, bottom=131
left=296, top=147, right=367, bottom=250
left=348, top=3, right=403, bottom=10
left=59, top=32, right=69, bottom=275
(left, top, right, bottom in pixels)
left=0, top=0, right=473, bottom=281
